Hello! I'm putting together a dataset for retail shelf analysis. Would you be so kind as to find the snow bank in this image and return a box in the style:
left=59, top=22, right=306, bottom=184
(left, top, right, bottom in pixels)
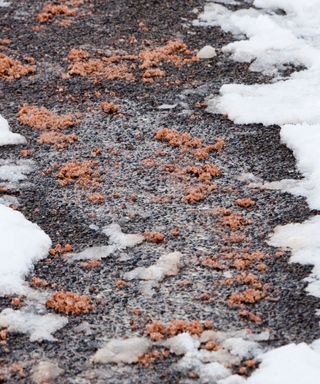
left=247, top=342, right=320, bottom=384
left=269, top=216, right=320, bottom=297
left=92, top=337, right=151, bottom=364
left=0, top=202, right=51, bottom=295
left=0, top=308, right=68, bottom=341
left=0, top=114, right=26, bottom=145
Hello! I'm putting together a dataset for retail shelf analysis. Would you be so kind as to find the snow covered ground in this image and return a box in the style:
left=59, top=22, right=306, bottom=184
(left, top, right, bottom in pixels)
left=196, top=0, right=320, bottom=382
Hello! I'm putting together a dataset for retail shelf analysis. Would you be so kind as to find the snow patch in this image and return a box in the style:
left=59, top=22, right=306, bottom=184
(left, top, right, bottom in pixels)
left=31, top=361, right=64, bottom=384
left=0, top=308, right=68, bottom=342
left=164, top=332, right=200, bottom=355
left=0, top=159, right=34, bottom=183
left=69, top=223, right=144, bottom=260
left=124, top=251, right=182, bottom=283
left=0, top=114, right=25, bottom=145
left=92, top=337, right=151, bottom=364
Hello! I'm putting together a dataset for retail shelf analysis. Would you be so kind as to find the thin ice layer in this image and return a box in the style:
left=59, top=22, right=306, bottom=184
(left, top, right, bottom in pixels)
left=0, top=204, right=52, bottom=295
left=0, top=114, right=26, bottom=145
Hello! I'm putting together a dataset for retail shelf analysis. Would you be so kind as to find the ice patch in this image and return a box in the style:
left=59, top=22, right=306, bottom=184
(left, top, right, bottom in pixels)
left=0, top=114, right=25, bottom=145
left=92, top=337, right=151, bottom=364
left=0, top=308, right=68, bottom=341
left=0, top=204, right=51, bottom=295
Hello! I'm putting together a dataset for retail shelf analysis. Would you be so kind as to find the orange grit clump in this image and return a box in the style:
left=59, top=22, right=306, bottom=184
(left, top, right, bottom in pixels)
left=67, top=48, right=136, bottom=81
left=11, top=297, right=22, bottom=308
left=155, top=128, right=202, bottom=150
left=139, top=40, right=197, bottom=69
left=146, top=319, right=204, bottom=341
left=239, top=309, right=262, bottom=324
left=183, top=183, right=216, bottom=204
left=155, top=128, right=224, bottom=162
left=0, top=54, right=35, bottom=80
left=18, top=105, right=77, bottom=130
left=49, top=243, right=73, bottom=256
left=88, top=192, right=105, bottom=204
left=57, top=160, right=100, bottom=188
left=235, top=198, right=256, bottom=208
left=80, top=260, right=102, bottom=270
left=31, top=277, right=49, bottom=288
left=37, top=131, right=78, bottom=150
left=221, top=214, right=251, bottom=231
left=202, top=257, right=225, bottom=271
left=46, top=291, right=92, bottom=315
left=138, top=349, right=170, bottom=367
left=100, top=102, right=119, bottom=114
left=228, top=288, right=265, bottom=308
left=144, top=232, right=165, bottom=243
left=36, top=4, right=77, bottom=23
left=20, top=149, right=32, bottom=158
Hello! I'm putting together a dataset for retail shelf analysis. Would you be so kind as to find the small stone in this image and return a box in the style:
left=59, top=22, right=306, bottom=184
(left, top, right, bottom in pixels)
left=197, top=45, right=217, bottom=59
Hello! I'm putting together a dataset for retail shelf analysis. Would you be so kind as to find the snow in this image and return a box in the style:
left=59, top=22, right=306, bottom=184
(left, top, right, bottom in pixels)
left=0, top=204, right=51, bottom=295
left=164, top=333, right=200, bottom=355
left=247, top=342, right=320, bottom=384
left=70, top=223, right=144, bottom=260
left=92, top=337, right=151, bottom=364
left=124, top=251, right=182, bottom=282
left=31, top=361, right=64, bottom=384
left=197, top=45, right=217, bottom=59
left=0, top=159, right=34, bottom=183
left=222, top=337, right=260, bottom=358
left=0, top=308, right=68, bottom=341
left=0, top=114, right=26, bottom=145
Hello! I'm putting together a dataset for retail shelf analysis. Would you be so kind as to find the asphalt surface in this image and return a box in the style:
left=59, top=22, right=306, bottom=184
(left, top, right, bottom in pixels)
left=0, top=0, right=319, bottom=382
